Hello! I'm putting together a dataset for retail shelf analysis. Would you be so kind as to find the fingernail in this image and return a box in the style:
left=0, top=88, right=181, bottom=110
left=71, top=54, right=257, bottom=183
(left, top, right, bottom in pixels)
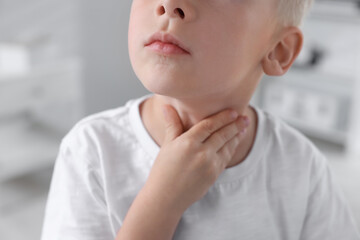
left=230, top=110, right=238, bottom=120
left=242, top=116, right=250, bottom=127
left=240, top=128, right=247, bottom=135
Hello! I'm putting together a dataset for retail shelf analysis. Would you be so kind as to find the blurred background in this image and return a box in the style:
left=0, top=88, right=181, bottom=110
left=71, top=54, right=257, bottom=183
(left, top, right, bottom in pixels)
left=0, top=0, right=359, bottom=239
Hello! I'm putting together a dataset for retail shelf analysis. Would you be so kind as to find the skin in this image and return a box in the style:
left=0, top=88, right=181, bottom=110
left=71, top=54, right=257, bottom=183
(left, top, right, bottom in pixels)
left=117, top=0, right=303, bottom=239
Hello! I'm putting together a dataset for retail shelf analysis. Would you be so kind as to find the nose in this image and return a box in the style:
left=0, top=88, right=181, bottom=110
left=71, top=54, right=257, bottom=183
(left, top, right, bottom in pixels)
left=156, top=0, right=196, bottom=21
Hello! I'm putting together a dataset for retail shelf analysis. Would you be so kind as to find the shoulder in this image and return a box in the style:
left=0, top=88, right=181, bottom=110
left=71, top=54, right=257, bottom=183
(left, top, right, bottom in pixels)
left=256, top=107, right=328, bottom=173
left=259, top=108, right=324, bottom=156
left=60, top=97, right=143, bottom=154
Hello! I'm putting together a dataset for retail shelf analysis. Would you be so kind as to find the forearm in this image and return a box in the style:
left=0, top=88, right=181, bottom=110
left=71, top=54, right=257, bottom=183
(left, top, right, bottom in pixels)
left=116, top=184, right=184, bottom=240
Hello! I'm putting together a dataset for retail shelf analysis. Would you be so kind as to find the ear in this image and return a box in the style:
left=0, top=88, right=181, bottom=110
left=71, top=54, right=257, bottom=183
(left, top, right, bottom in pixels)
left=262, top=27, right=303, bottom=76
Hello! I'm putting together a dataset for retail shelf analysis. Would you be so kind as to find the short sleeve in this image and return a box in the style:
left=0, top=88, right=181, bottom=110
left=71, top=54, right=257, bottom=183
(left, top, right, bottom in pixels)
left=41, top=132, right=114, bottom=240
left=299, top=154, right=360, bottom=240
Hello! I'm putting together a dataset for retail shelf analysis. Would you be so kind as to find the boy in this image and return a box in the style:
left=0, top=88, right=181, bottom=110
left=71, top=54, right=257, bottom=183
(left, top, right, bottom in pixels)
left=41, top=0, right=360, bottom=239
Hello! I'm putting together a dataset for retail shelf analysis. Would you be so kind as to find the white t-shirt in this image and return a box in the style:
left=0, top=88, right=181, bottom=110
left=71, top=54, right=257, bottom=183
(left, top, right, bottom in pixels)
left=41, top=95, right=360, bottom=240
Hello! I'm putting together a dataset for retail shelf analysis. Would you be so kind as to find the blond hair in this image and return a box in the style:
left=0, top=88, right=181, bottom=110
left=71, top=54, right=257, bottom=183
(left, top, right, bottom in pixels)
left=278, top=0, right=314, bottom=26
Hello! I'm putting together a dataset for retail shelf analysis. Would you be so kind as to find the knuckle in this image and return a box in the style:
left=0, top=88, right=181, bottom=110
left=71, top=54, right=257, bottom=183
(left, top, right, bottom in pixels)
left=234, top=134, right=241, bottom=144
left=197, top=150, right=209, bottom=163
left=219, top=130, right=231, bottom=142
left=202, top=119, right=215, bottom=134
left=196, top=149, right=215, bottom=168
left=221, top=146, right=232, bottom=161
left=212, top=158, right=221, bottom=171
left=182, top=138, right=194, bottom=151
left=195, top=149, right=221, bottom=183
left=230, top=137, right=239, bottom=150
left=219, top=159, right=227, bottom=171
left=207, top=164, right=219, bottom=182
left=222, top=147, right=232, bottom=160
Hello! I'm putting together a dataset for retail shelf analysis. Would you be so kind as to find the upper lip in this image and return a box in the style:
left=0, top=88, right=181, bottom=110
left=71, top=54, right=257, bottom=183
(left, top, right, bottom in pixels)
left=145, top=32, right=190, bottom=54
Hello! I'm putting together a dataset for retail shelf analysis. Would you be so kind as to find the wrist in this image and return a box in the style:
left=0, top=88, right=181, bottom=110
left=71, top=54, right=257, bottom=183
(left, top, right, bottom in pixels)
left=141, top=183, right=187, bottom=217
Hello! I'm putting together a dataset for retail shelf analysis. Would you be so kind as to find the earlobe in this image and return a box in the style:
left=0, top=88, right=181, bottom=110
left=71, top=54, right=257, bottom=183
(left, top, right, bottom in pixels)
left=262, top=27, right=303, bottom=76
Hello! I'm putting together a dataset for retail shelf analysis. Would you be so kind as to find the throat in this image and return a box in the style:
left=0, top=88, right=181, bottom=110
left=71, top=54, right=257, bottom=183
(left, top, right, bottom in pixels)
left=139, top=95, right=258, bottom=169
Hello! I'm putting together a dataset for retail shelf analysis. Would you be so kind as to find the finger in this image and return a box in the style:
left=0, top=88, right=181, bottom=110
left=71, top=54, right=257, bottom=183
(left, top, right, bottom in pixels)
left=183, top=109, right=239, bottom=143
left=205, top=116, right=249, bottom=152
left=162, top=105, right=184, bottom=143
left=217, top=133, right=243, bottom=167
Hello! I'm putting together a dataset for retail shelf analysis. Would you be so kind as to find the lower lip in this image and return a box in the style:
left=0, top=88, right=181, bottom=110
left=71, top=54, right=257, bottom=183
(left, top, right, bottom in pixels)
left=146, top=41, right=189, bottom=55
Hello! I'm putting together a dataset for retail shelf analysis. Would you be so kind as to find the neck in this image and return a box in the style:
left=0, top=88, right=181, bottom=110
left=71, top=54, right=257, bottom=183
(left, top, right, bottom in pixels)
left=150, top=67, right=263, bottom=131
left=140, top=91, right=258, bottom=169
left=155, top=94, right=251, bottom=131
left=140, top=71, right=263, bottom=168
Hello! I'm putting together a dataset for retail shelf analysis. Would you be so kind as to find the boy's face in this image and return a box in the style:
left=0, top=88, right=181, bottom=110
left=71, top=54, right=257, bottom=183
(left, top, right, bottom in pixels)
left=128, top=0, right=279, bottom=99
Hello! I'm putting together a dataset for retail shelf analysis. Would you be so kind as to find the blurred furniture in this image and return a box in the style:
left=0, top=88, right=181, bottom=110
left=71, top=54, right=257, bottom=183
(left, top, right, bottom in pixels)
left=0, top=0, right=85, bottom=181
left=0, top=0, right=145, bottom=181
left=253, top=0, right=360, bottom=156
left=0, top=58, right=84, bottom=181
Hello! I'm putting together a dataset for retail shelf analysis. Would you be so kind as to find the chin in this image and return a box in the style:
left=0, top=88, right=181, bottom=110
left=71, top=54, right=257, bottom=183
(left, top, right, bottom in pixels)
left=140, top=79, right=185, bottom=97
left=137, top=70, right=193, bottom=97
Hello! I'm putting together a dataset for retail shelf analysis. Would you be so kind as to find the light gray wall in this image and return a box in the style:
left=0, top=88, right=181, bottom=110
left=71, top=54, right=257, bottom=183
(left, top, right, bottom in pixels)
left=0, top=0, right=84, bottom=134
left=80, top=0, right=149, bottom=116
left=0, top=0, right=81, bottom=65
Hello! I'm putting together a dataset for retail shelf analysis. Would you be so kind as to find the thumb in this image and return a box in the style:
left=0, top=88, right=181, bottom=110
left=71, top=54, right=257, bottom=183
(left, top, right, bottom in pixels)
left=162, top=105, right=184, bottom=143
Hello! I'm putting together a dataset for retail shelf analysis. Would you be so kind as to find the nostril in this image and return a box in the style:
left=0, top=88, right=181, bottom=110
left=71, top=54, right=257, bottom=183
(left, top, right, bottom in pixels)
left=157, top=6, right=165, bottom=15
left=175, top=8, right=185, bottom=19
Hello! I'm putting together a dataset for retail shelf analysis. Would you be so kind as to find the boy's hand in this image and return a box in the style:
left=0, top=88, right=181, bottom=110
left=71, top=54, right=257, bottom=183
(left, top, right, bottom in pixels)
left=143, top=105, right=250, bottom=214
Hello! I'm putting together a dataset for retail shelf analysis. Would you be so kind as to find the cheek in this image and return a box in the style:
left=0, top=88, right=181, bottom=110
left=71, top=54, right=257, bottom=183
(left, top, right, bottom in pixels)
left=196, top=40, right=245, bottom=86
left=128, top=9, right=150, bottom=77
left=195, top=21, right=248, bottom=76
left=128, top=3, right=153, bottom=51
left=128, top=13, right=140, bottom=62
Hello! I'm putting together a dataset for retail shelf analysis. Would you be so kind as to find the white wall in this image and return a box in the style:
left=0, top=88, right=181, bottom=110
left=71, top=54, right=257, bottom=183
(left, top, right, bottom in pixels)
left=79, top=0, right=149, bottom=116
